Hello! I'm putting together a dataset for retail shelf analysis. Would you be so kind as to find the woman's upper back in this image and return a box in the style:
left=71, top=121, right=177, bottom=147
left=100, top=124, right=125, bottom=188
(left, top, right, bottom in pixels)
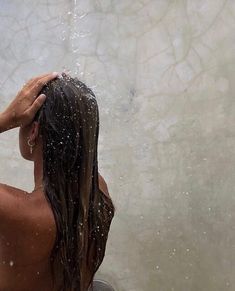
left=0, top=174, right=112, bottom=291
left=0, top=183, right=57, bottom=290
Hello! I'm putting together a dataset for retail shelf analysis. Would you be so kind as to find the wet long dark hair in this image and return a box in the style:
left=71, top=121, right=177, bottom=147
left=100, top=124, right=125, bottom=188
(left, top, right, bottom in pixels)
left=33, top=73, right=115, bottom=291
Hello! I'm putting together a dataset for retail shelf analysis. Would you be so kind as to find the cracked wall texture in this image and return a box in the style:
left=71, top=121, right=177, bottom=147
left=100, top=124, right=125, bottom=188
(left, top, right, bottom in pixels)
left=0, top=1, right=235, bottom=290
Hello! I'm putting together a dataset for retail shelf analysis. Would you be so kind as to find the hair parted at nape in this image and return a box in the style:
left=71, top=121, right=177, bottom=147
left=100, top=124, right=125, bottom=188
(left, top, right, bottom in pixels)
left=33, top=72, right=115, bottom=291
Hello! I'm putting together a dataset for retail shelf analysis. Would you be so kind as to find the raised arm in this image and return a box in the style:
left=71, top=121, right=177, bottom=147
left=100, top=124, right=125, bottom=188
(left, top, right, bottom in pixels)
left=0, top=72, right=59, bottom=134
left=0, top=113, right=10, bottom=133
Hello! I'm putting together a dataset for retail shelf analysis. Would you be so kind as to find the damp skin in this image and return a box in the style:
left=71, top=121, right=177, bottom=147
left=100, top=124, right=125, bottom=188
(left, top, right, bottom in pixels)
left=0, top=72, right=115, bottom=291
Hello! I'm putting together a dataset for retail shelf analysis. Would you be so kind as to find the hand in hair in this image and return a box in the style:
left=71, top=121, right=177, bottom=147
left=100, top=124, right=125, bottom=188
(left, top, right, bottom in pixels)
left=1, top=72, right=59, bottom=130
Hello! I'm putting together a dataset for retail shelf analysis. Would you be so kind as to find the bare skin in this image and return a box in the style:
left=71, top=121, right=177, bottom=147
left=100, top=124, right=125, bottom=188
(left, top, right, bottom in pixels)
left=0, top=174, right=110, bottom=291
left=0, top=73, right=111, bottom=291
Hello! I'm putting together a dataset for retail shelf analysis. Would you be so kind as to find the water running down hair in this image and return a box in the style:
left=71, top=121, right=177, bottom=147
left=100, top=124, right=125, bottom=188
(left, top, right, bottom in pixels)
left=33, top=73, right=115, bottom=290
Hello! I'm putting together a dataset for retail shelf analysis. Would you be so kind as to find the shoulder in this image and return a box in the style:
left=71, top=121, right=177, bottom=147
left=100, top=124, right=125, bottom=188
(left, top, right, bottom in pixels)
left=0, top=183, right=52, bottom=236
left=0, top=183, right=28, bottom=195
left=0, top=181, right=25, bottom=202
left=98, top=173, right=110, bottom=198
left=0, top=183, right=31, bottom=228
left=98, top=173, right=116, bottom=212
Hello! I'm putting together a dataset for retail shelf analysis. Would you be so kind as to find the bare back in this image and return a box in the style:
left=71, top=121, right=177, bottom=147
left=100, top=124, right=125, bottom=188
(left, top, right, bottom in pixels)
left=0, top=183, right=58, bottom=291
left=0, top=173, right=110, bottom=291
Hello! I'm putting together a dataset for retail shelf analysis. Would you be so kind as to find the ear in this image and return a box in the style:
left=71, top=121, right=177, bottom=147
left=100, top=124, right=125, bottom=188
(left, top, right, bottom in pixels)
left=29, top=121, right=40, bottom=142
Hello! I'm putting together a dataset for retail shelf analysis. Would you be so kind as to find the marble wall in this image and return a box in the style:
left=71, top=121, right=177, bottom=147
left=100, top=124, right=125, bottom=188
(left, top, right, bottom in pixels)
left=0, top=0, right=235, bottom=290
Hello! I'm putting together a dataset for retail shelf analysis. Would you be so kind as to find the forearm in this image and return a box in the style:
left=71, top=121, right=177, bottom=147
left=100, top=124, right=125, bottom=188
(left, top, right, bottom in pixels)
left=0, top=112, right=16, bottom=133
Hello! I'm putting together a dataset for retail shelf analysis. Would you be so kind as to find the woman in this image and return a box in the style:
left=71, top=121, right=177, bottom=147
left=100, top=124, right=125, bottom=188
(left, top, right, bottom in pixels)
left=0, top=72, right=115, bottom=291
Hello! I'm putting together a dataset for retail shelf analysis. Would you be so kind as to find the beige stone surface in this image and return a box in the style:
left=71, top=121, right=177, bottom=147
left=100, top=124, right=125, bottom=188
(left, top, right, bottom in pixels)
left=0, top=1, right=235, bottom=290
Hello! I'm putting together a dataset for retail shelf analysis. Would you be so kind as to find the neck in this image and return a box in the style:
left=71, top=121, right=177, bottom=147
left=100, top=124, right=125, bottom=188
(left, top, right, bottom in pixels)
left=34, top=156, right=43, bottom=189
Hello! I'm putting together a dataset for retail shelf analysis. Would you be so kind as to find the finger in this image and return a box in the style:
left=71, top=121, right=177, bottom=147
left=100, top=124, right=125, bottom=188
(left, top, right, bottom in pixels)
left=28, top=72, right=58, bottom=89
left=30, top=72, right=59, bottom=97
left=25, top=94, right=47, bottom=119
left=25, top=73, right=53, bottom=89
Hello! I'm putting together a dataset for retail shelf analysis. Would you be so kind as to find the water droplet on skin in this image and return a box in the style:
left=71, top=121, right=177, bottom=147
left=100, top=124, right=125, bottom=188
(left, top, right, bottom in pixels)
left=9, top=261, right=14, bottom=267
